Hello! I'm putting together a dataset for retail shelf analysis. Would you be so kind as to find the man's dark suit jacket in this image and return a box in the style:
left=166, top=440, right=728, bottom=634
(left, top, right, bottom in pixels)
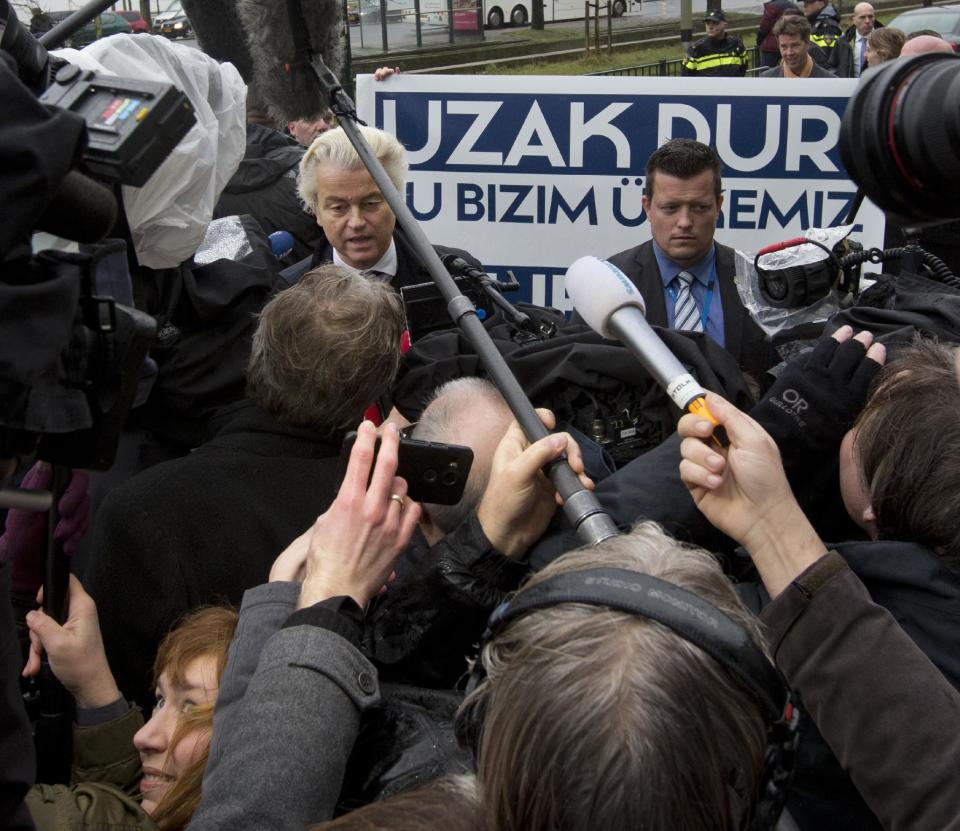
left=844, top=22, right=883, bottom=75
left=606, top=240, right=776, bottom=377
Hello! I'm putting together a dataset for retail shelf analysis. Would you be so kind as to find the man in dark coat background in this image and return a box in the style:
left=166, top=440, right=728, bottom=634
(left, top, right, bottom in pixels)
left=83, top=266, right=405, bottom=709
left=802, top=0, right=854, bottom=75
left=760, top=15, right=839, bottom=77
left=757, top=0, right=796, bottom=68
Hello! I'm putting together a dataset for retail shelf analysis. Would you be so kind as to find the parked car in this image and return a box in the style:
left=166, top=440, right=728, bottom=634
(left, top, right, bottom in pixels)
left=885, top=5, right=960, bottom=48
left=159, top=13, right=192, bottom=38
left=153, top=0, right=184, bottom=31
left=117, top=10, right=150, bottom=33
left=46, top=10, right=132, bottom=48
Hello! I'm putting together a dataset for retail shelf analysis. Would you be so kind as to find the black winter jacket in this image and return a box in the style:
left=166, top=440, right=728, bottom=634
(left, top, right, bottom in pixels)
left=84, top=402, right=345, bottom=710
left=213, top=123, right=321, bottom=265
left=807, top=4, right=855, bottom=76
left=739, top=540, right=960, bottom=830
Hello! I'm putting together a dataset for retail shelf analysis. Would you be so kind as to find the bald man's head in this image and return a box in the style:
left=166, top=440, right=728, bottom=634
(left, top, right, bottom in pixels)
left=852, top=2, right=876, bottom=36
left=900, top=34, right=954, bottom=56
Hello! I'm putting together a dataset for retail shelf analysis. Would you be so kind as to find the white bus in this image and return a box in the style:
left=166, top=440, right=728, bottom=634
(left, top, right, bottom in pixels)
left=422, top=0, right=636, bottom=30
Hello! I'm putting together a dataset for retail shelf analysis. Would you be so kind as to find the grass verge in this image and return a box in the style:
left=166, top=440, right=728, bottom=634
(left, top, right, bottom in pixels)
left=481, top=40, right=685, bottom=73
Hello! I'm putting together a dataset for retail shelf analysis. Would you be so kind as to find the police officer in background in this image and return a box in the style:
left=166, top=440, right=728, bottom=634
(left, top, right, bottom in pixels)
left=802, top=0, right=854, bottom=75
left=682, top=10, right=748, bottom=77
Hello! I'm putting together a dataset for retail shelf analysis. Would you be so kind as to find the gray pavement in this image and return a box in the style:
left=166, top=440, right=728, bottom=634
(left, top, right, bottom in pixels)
left=126, top=0, right=763, bottom=61
left=349, top=0, right=764, bottom=54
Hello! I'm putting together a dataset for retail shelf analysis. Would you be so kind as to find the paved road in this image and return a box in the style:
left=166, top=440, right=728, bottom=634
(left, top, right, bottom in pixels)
left=349, top=0, right=764, bottom=54
left=164, top=0, right=763, bottom=62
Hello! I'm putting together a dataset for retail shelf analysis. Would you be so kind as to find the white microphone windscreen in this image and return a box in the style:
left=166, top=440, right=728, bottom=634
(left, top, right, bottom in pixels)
left=564, top=256, right=647, bottom=339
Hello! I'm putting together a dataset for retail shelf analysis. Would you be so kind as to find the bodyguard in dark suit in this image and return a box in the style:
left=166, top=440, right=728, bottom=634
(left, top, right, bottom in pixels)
left=605, top=139, right=775, bottom=378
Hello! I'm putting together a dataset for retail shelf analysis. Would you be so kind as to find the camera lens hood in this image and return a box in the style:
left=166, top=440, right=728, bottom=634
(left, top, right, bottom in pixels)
left=841, top=52, right=960, bottom=223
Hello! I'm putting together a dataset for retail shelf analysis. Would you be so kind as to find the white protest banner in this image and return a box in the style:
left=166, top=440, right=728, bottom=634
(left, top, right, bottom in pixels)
left=356, top=75, right=883, bottom=311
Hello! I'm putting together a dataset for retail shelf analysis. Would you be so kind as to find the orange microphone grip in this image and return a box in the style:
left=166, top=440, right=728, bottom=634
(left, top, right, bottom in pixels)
left=687, top=397, right=729, bottom=448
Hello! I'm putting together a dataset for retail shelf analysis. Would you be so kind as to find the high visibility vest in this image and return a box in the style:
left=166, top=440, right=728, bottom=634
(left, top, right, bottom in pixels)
left=682, top=36, right=749, bottom=77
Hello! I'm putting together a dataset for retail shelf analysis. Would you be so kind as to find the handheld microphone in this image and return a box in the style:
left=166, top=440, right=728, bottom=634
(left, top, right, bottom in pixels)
left=235, top=0, right=344, bottom=122
left=442, top=254, right=490, bottom=283
left=268, top=229, right=295, bottom=259
left=564, top=256, right=727, bottom=444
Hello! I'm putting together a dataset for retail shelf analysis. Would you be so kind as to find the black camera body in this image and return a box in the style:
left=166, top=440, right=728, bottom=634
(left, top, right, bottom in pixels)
left=28, top=244, right=156, bottom=471
left=757, top=238, right=864, bottom=309
left=1, top=1, right=195, bottom=470
left=39, top=64, right=195, bottom=187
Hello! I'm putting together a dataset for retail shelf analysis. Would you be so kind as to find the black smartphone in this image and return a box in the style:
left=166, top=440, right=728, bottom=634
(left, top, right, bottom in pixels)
left=338, top=431, right=474, bottom=505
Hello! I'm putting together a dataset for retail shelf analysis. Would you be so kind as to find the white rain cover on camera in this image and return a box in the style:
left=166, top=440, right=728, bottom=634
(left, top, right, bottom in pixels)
left=735, top=226, right=854, bottom=336
left=53, top=34, right=246, bottom=269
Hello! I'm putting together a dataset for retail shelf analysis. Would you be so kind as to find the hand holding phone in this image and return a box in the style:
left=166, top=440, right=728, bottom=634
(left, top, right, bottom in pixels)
left=338, top=432, right=474, bottom=506
left=299, top=422, right=421, bottom=608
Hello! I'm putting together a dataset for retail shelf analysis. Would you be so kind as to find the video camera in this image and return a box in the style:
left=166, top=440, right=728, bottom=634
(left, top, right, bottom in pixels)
left=1, top=0, right=204, bottom=783
left=748, top=52, right=960, bottom=314
left=402, top=254, right=558, bottom=345
left=2, top=1, right=202, bottom=658
left=1, top=0, right=195, bottom=472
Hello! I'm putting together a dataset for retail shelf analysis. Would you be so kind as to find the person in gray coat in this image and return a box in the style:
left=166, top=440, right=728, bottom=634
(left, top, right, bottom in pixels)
left=189, top=412, right=591, bottom=830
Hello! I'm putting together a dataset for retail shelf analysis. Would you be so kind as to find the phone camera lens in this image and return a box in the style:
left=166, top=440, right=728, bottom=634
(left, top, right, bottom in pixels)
left=441, top=470, right=459, bottom=486
left=423, top=469, right=438, bottom=483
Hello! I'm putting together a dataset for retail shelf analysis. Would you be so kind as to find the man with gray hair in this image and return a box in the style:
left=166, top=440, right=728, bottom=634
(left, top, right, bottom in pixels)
left=284, top=125, right=481, bottom=291
left=85, top=265, right=405, bottom=709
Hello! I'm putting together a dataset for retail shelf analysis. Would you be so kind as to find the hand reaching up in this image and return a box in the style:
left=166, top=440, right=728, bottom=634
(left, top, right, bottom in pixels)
left=678, top=393, right=827, bottom=598
left=297, top=422, right=421, bottom=609
left=477, top=409, right=593, bottom=560
left=23, top=575, right=121, bottom=709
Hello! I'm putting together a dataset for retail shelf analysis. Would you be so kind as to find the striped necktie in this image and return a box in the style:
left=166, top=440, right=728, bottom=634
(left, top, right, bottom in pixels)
left=673, top=270, right=704, bottom=333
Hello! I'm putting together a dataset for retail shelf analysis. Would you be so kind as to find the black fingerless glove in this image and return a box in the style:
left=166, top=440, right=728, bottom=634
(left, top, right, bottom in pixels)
left=751, top=335, right=882, bottom=537
left=753, top=335, right=881, bottom=459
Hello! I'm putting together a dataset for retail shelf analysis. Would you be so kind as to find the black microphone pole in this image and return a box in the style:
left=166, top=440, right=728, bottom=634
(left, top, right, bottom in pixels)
left=38, top=0, right=118, bottom=49
left=296, top=47, right=618, bottom=545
